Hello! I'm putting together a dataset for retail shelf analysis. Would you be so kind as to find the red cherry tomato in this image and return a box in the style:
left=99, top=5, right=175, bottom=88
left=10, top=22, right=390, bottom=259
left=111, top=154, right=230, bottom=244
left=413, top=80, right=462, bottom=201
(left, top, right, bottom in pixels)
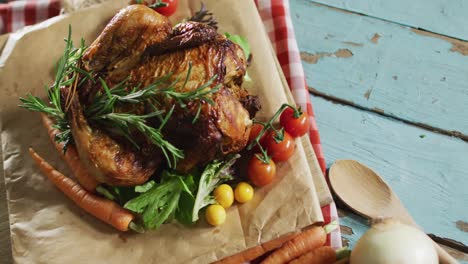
left=153, top=0, right=178, bottom=16
left=280, top=107, right=309, bottom=137
left=248, top=123, right=266, bottom=147
left=264, top=130, right=296, bottom=162
left=247, top=155, right=276, bottom=187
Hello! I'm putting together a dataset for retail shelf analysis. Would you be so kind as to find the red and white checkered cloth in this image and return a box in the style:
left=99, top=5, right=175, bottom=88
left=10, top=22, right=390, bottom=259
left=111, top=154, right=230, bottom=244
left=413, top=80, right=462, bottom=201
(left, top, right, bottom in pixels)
left=0, top=0, right=341, bottom=249
left=254, top=0, right=341, bottom=249
left=0, top=0, right=60, bottom=34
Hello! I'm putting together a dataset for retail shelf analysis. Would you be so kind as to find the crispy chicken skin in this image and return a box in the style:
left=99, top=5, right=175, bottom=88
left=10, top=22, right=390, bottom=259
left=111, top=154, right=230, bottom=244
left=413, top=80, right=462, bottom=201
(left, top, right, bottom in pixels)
left=69, top=98, right=160, bottom=186
left=82, top=5, right=172, bottom=78
left=71, top=5, right=259, bottom=185
left=129, top=34, right=251, bottom=171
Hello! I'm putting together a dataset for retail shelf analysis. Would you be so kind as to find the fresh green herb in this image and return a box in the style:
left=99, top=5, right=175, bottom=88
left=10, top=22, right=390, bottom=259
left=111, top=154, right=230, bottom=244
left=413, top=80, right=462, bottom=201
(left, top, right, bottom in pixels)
left=86, top=82, right=220, bottom=168
left=173, top=171, right=197, bottom=225
left=148, top=0, right=168, bottom=9
left=158, top=64, right=221, bottom=109
left=20, top=26, right=222, bottom=168
left=19, top=25, right=92, bottom=151
left=94, top=111, right=184, bottom=168
left=87, top=67, right=219, bottom=115
left=84, top=63, right=220, bottom=167
left=96, top=156, right=238, bottom=230
left=124, top=172, right=194, bottom=230
left=135, top=180, right=156, bottom=193
left=191, top=154, right=239, bottom=222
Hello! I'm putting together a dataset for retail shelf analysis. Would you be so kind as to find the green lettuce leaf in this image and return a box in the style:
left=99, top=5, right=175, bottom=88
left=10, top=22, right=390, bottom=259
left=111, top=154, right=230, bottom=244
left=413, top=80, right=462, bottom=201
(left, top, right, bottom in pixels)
left=225, top=33, right=251, bottom=59
left=191, top=154, right=239, bottom=222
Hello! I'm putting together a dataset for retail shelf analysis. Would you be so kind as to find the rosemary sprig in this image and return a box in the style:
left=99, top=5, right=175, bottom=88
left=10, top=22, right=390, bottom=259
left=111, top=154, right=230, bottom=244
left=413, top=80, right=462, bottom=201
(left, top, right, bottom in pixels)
left=97, top=112, right=184, bottom=168
left=148, top=0, right=168, bottom=9
left=19, top=25, right=92, bottom=151
left=86, top=63, right=220, bottom=123
left=86, top=79, right=184, bottom=168
left=135, top=0, right=168, bottom=8
left=85, top=63, right=221, bottom=168
left=20, top=26, right=222, bottom=168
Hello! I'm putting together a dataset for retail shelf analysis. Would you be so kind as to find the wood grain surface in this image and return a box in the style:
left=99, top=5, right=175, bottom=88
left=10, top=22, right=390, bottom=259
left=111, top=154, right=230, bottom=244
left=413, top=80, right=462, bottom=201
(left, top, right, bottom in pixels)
left=311, top=94, right=468, bottom=262
left=305, top=0, right=468, bottom=40
left=310, top=94, right=468, bottom=246
left=292, top=0, right=468, bottom=137
left=292, top=1, right=468, bottom=261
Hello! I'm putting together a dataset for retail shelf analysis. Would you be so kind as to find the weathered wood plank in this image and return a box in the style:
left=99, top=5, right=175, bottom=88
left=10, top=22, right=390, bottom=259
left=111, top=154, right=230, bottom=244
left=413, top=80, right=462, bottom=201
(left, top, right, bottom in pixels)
left=305, top=0, right=468, bottom=40
left=291, top=0, right=468, bottom=136
left=310, top=94, right=468, bottom=247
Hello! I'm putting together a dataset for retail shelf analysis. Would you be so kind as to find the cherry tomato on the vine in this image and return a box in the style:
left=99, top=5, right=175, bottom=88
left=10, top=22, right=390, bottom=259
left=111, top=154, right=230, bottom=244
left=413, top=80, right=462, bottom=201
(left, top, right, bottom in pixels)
left=247, top=155, right=276, bottom=187
left=248, top=123, right=266, bottom=147
left=153, top=0, right=178, bottom=16
left=280, top=107, right=309, bottom=137
left=264, top=130, right=296, bottom=162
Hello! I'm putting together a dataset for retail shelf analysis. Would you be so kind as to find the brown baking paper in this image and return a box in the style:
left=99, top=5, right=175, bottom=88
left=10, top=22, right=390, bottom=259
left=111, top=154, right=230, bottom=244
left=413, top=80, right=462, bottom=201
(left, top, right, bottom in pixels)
left=0, top=0, right=329, bottom=263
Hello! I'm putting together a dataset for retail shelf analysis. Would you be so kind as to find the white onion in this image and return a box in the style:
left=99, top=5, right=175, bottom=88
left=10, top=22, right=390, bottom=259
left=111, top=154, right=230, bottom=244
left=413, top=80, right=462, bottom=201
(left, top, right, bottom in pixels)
left=350, top=219, right=438, bottom=264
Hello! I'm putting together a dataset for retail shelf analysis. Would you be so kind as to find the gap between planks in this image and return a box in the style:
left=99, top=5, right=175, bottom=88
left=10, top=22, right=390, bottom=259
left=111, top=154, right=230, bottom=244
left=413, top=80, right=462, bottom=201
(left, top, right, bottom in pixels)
left=307, top=0, right=468, bottom=43
left=308, top=87, right=468, bottom=142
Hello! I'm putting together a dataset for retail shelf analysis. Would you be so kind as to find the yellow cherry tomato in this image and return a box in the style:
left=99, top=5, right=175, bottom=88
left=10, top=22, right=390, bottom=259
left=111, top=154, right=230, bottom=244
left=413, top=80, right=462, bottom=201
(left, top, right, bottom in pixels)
left=205, top=204, right=226, bottom=226
left=214, top=184, right=234, bottom=209
left=234, top=182, right=254, bottom=203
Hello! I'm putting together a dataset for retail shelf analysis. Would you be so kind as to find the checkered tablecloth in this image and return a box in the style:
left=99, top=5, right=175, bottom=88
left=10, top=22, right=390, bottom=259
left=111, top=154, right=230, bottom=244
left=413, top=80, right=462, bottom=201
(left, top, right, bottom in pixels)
left=0, top=0, right=341, bottom=250
left=254, top=0, right=341, bottom=249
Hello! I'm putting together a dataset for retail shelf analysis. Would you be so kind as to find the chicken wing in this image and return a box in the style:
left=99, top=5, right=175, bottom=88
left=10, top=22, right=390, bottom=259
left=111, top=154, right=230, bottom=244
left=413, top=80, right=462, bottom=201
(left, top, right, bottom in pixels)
left=82, top=4, right=172, bottom=82
left=69, top=97, right=160, bottom=186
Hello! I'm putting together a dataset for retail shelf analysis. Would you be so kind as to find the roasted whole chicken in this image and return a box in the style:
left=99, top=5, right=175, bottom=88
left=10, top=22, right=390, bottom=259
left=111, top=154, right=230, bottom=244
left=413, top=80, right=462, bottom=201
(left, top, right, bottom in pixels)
left=69, top=5, right=260, bottom=186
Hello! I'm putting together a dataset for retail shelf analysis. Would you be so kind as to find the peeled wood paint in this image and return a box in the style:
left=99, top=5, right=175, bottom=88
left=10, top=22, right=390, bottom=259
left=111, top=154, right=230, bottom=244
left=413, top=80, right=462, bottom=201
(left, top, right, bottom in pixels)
left=456, top=221, right=468, bottom=232
left=364, top=89, right=372, bottom=100
left=312, top=95, right=468, bottom=251
left=342, top=41, right=364, bottom=47
left=411, top=28, right=468, bottom=56
left=293, top=0, right=468, bottom=136
left=370, top=33, right=381, bottom=44
left=300, top=49, right=353, bottom=64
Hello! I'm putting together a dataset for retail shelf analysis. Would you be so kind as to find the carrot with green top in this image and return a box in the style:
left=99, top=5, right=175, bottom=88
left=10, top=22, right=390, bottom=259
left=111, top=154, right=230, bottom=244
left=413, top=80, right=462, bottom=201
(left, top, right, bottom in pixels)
left=261, top=221, right=338, bottom=264
left=41, top=113, right=98, bottom=192
left=29, top=147, right=134, bottom=231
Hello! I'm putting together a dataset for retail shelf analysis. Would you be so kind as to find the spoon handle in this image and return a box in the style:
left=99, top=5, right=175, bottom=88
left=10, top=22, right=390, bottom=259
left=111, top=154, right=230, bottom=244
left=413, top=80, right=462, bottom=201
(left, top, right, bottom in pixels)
left=434, top=241, right=459, bottom=264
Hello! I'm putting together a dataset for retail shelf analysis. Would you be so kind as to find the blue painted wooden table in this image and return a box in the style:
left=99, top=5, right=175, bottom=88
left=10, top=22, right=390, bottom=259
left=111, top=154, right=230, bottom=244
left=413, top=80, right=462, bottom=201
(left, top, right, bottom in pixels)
left=291, top=0, right=468, bottom=261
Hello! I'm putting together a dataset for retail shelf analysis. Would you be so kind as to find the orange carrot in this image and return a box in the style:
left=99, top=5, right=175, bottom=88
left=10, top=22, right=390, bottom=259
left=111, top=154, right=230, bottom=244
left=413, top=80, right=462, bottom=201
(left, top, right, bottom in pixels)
left=29, top=148, right=134, bottom=231
left=260, top=225, right=328, bottom=264
left=214, top=232, right=300, bottom=264
left=289, top=246, right=336, bottom=264
left=41, top=113, right=99, bottom=192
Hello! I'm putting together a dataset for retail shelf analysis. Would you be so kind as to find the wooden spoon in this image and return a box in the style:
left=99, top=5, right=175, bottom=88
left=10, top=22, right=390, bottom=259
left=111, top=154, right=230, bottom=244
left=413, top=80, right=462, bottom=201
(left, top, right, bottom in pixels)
left=329, top=159, right=458, bottom=264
